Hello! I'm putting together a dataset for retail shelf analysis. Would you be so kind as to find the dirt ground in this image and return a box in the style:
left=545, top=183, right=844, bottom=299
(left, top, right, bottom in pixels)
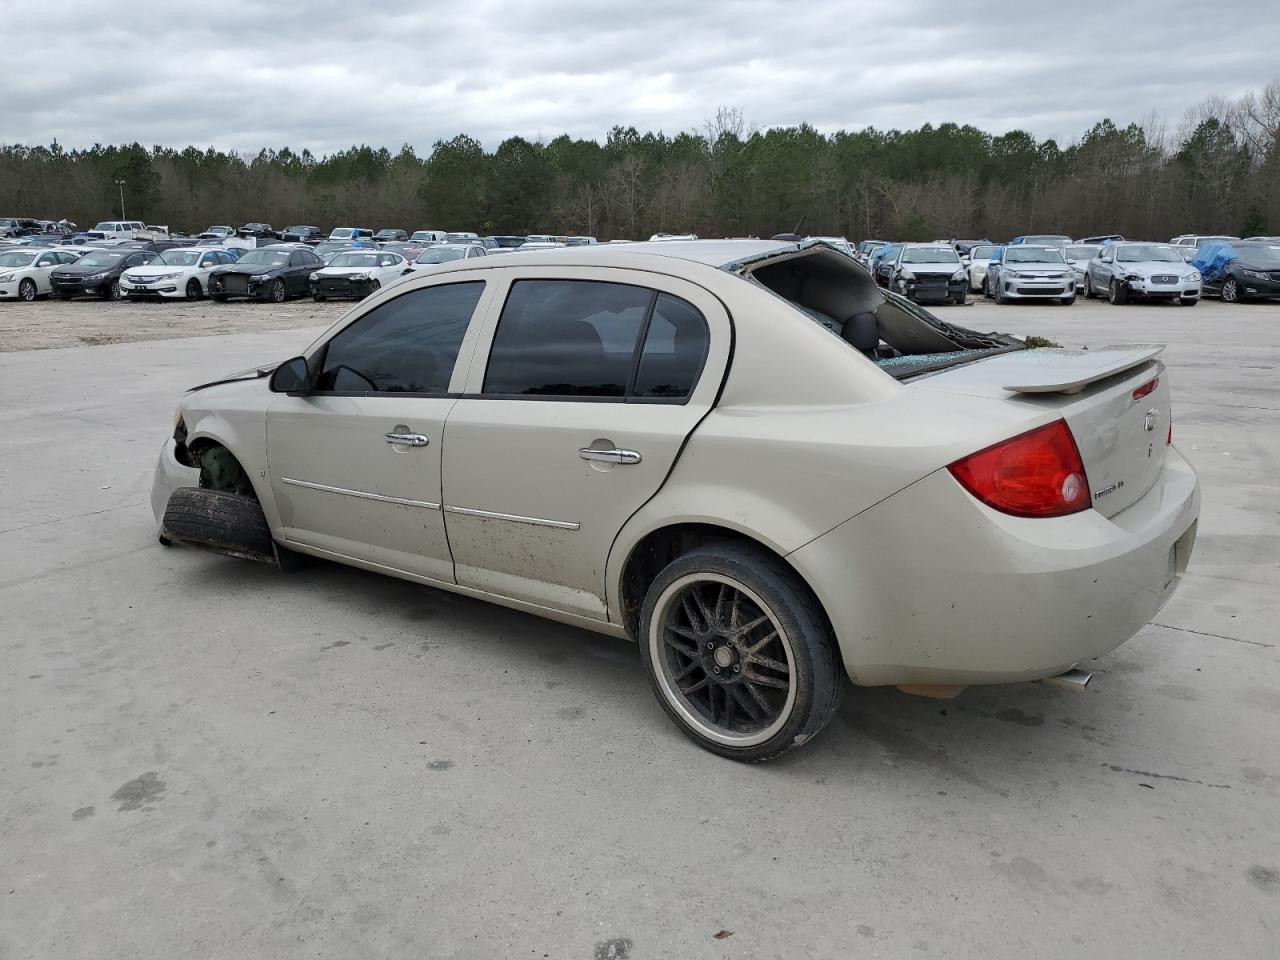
left=0, top=296, right=350, bottom=352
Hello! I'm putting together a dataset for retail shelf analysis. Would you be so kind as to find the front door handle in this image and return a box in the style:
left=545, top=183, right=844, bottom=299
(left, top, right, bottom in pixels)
left=385, top=432, right=430, bottom=447
left=579, top=447, right=642, bottom=465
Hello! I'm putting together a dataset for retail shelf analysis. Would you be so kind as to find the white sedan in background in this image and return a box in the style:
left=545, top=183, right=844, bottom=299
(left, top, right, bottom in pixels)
left=122, top=247, right=238, bottom=299
left=963, top=243, right=999, bottom=292
left=408, top=244, right=487, bottom=270
left=0, top=247, right=84, bottom=301
left=309, top=250, right=411, bottom=300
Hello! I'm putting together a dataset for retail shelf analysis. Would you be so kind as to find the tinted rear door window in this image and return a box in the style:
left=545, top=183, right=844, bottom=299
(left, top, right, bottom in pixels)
left=482, top=280, right=651, bottom=397
left=632, top=293, right=709, bottom=398
left=315, top=281, right=485, bottom=393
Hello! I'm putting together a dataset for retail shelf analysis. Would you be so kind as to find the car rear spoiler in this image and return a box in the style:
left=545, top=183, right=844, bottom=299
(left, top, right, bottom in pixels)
left=1002, top=344, right=1164, bottom=394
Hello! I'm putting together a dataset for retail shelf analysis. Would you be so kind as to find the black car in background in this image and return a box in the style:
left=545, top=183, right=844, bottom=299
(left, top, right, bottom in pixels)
left=281, top=225, right=324, bottom=244
left=49, top=248, right=157, bottom=299
left=1204, top=241, right=1280, bottom=303
left=207, top=246, right=324, bottom=302
left=238, top=222, right=278, bottom=240
left=373, top=228, right=407, bottom=242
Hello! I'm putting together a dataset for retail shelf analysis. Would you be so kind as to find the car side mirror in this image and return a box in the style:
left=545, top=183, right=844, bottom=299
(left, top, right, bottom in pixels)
left=401, top=267, right=413, bottom=275
left=270, top=356, right=311, bottom=394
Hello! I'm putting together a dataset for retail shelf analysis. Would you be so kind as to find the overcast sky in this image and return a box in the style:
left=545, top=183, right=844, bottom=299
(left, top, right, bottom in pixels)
left=4, top=0, right=1277, bottom=156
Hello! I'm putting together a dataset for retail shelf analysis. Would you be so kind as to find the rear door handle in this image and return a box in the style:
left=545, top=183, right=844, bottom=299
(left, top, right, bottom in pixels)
left=385, top=432, right=430, bottom=447
left=579, top=447, right=642, bottom=465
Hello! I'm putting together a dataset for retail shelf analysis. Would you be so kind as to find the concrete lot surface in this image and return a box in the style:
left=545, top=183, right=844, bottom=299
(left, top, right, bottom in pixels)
left=1, top=297, right=1278, bottom=958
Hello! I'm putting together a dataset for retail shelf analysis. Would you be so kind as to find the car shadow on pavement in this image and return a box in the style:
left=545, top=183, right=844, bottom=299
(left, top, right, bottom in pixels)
left=185, top=549, right=1162, bottom=792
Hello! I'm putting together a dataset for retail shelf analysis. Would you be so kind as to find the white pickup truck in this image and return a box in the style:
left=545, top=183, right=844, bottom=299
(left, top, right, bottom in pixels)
left=84, top=221, right=170, bottom=242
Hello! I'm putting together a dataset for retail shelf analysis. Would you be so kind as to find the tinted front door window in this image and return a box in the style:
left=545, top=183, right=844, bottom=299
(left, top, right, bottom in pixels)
left=316, top=281, right=484, bottom=393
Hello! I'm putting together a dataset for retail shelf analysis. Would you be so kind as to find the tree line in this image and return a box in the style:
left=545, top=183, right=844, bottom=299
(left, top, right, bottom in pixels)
left=2, top=82, right=1277, bottom=242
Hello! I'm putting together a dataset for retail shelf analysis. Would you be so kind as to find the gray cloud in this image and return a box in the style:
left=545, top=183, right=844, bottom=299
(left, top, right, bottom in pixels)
left=3, top=0, right=1276, bottom=154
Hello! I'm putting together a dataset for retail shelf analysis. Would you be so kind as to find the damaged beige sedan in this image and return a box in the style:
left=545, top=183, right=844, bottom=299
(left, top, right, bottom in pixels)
left=153, top=240, right=1200, bottom=761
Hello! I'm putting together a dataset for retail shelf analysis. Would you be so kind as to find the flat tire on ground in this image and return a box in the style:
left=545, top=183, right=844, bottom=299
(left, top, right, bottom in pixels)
left=160, top=487, right=275, bottom=564
left=638, top=543, right=844, bottom=762
left=1108, top=279, right=1128, bottom=305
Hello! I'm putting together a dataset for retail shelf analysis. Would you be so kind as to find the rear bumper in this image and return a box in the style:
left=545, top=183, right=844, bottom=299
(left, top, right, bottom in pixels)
left=789, top=446, right=1200, bottom=686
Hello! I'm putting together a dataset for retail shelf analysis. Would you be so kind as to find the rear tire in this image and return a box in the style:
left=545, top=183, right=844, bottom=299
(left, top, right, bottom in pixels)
left=638, top=543, right=845, bottom=762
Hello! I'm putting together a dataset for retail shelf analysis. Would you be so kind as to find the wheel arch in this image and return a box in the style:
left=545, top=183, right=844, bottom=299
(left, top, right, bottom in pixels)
left=612, top=520, right=836, bottom=651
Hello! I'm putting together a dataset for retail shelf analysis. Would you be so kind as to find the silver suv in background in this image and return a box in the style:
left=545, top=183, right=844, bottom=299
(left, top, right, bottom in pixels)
left=984, top=246, right=1076, bottom=303
left=1084, top=242, right=1201, bottom=305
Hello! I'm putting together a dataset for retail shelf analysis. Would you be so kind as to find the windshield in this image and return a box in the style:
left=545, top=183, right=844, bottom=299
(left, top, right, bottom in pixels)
left=1065, top=245, right=1100, bottom=261
left=1022, top=235, right=1070, bottom=245
left=410, top=232, right=437, bottom=241
left=901, top=247, right=959, bottom=264
left=91, top=222, right=116, bottom=231
left=1005, top=248, right=1066, bottom=264
left=330, top=229, right=354, bottom=238
left=329, top=252, right=382, bottom=267
left=75, top=253, right=127, bottom=266
left=285, top=226, right=313, bottom=234
left=1236, top=244, right=1280, bottom=267
left=415, top=248, right=465, bottom=264
left=156, top=250, right=202, bottom=266
left=969, top=245, right=998, bottom=260
left=235, top=250, right=287, bottom=266
left=1195, top=236, right=1238, bottom=247
left=1116, top=245, right=1181, bottom=263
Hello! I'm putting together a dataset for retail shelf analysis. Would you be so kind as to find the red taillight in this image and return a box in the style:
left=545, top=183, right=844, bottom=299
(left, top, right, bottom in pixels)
left=948, top=420, right=1091, bottom=518
left=1132, top=377, right=1159, bottom=401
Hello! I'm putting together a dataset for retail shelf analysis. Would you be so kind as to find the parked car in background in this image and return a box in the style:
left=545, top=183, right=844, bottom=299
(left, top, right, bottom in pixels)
left=870, top=243, right=898, bottom=286
left=856, top=239, right=889, bottom=267
left=238, top=223, right=277, bottom=240
left=199, top=225, right=237, bottom=241
left=279, top=225, right=323, bottom=244
left=516, top=241, right=567, bottom=251
left=884, top=243, right=968, bottom=304
left=409, top=244, right=487, bottom=269
left=949, top=239, right=992, bottom=258
left=1170, top=234, right=1239, bottom=249
left=121, top=247, right=238, bottom=300
left=1063, top=244, right=1102, bottom=291
left=0, top=247, right=84, bottom=301
left=962, top=243, right=1000, bottom=292
left=328, top=227, right=374, bottom=242
left=1194, top=240, right=1280, bottom=303
left=985, top=246, right=1075, bottom=303
left=1, top=217, right=45, bottom=238
left=310, top=249, right=410, bottom=300
left=1009, top=234, right=1071, bottom=247
left=410, top=230, right=448, bottom=244
left=1084, top=242, right=1200, bottom=305
left=564, top=236, right=599, bottom=247
left=207, top=246, right=323, bottom=302
left=487, top=235, right=528, bottom=249
left=1077, top=234, right=1124, bottom=245
left=85, top=220, right=149, bottom=243
left=314, top=241, right=360, bottom=263
left=49, top=248, right=157, bottom=299
left=648, top=233, right=698, bottom=242
left=445, top=232, right=480, bottom=242
left=373, top=228, right=408, bottom=243
left=377, top=241, right=428, bottom=261
left=152, top=238, right=1199, bottom=761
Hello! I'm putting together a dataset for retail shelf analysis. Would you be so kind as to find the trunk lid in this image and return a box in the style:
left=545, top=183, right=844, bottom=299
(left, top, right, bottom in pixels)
left=910, top=346, right=1172, bottom=518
